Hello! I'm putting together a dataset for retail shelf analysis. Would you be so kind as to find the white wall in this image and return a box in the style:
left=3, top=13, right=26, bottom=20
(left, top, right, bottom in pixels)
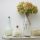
left=0, top=0, right=40, bottom=40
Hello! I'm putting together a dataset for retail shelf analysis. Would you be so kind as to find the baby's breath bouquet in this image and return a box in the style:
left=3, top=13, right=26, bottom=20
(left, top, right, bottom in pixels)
left=17, top=2, right=38, bottom=36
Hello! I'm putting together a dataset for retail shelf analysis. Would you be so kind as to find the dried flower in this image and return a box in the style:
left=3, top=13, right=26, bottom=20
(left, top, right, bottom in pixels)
left=17, top=2, right=38, bottom=15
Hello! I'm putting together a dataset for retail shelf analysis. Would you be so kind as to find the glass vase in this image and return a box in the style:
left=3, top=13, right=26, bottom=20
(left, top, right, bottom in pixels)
left=24, top=14, right=31, bottom=37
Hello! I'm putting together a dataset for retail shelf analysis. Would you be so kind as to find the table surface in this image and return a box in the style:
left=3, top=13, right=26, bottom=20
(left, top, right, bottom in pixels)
left=2, top=35, right=40, bottom=39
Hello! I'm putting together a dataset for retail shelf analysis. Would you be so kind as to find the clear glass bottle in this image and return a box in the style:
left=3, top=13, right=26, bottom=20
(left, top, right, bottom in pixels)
left=12, top=25, right=22, bottom=37
left=4, top=16, right=12, bottom=36
left=15, top=25, right=21, bottom=37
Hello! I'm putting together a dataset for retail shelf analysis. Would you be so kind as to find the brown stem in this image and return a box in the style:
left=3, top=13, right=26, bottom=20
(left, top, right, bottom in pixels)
left=26, top=14, right=31, bottom=26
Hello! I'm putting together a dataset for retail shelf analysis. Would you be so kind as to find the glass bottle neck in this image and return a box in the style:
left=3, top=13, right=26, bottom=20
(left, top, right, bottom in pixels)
left=8, top=16, right=11, bottom=28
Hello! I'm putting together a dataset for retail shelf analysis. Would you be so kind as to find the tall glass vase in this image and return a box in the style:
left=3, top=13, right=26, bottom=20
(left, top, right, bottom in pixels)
left=24, top=14, right=31, bottom=37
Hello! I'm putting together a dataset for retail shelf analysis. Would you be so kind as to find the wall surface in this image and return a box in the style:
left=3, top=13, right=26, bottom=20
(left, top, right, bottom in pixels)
left=0, top=0, right=40, bottom=40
